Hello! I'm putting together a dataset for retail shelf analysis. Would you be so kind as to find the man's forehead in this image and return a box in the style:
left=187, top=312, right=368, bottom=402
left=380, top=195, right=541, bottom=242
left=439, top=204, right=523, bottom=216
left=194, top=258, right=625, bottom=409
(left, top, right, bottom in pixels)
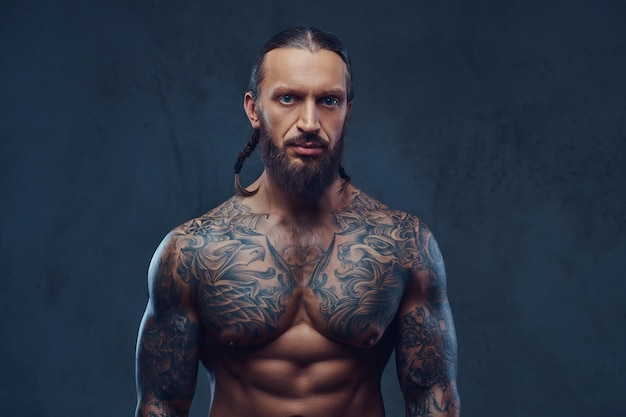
left=261, top=47, right=348, bottom=90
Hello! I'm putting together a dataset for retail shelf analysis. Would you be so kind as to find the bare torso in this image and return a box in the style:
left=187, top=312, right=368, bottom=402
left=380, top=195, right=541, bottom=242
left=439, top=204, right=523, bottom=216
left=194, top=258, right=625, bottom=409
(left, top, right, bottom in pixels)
left=172, top=189, right=420, bottom=417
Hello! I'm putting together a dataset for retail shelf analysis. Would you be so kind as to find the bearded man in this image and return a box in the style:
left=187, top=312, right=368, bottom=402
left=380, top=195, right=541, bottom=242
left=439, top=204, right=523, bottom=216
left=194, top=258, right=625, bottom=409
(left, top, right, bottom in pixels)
left=135, top=26, right=460, bottom=417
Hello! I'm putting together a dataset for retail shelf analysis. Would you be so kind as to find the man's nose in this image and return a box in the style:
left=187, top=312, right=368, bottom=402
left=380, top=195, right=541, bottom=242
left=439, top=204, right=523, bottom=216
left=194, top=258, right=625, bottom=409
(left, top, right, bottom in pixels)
left=296, top=99, right=320, bottom=133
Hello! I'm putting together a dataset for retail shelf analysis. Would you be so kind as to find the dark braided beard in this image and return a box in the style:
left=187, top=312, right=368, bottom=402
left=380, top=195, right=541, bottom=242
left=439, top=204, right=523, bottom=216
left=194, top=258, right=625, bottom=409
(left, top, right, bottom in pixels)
left=259, top=121, right=345, bottom=204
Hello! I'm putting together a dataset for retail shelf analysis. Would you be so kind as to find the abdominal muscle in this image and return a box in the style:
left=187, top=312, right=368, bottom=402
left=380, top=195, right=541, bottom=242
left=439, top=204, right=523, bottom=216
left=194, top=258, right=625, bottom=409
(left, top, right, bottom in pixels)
left=206, top=322, right=391, bottom=417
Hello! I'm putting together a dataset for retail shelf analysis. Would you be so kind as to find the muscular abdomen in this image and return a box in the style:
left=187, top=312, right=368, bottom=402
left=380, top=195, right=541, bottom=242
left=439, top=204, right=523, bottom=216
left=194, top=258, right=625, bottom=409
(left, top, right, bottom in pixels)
left=207, top=322, right=392, bottom=417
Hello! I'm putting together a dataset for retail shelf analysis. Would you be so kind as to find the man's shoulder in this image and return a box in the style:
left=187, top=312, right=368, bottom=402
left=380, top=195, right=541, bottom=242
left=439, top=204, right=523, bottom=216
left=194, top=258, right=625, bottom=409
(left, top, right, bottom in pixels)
left=338, top=189, right=423, bottom=230
left=172, top=194, right=254, bottom=238
left=349, top=191, right=441, bottom=261
left=154, top=195, right=254, bottom=255
left=149, top=195, right=256, bottom=275
left=337, top=189, right=435, bottom=270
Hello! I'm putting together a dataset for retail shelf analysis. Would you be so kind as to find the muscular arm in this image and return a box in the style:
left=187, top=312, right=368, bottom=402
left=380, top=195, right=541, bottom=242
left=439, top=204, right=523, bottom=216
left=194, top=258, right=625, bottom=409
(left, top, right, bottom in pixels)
left=395, top=222, right=460, bottom=417
left=135, top=235, right=202, bottom=417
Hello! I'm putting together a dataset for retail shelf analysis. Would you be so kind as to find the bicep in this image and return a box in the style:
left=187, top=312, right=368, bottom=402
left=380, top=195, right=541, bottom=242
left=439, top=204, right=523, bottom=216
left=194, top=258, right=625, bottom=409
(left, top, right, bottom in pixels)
left=136, top=301, right=202, bottom=401
left=135, top=238, right=202, bottom=416
left=395, top=223, right=460, bottom=416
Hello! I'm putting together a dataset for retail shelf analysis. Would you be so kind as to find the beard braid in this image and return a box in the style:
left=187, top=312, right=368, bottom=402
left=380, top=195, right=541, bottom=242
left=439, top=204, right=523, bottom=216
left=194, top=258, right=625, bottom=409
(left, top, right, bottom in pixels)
left=259, top=121, right=345, bottom=204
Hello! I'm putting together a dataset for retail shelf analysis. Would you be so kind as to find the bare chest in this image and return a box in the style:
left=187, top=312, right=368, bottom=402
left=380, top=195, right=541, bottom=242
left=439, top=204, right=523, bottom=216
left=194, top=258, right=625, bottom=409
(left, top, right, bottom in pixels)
left=193, top=228, right=409, bottom=348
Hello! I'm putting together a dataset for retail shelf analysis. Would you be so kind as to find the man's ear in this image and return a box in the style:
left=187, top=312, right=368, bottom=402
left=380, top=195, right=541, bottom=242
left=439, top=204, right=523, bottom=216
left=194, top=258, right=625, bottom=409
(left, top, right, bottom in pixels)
left=244, top=92, right=261, bottom=129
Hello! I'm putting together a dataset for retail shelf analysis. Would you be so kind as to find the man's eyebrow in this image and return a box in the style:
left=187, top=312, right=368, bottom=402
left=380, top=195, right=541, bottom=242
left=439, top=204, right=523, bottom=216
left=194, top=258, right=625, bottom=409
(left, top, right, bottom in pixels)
left=270, top=85, right=347, bottom=97
left=322, top=87, right=347, bottom=97
left=271, top=85, right=294, bottom=94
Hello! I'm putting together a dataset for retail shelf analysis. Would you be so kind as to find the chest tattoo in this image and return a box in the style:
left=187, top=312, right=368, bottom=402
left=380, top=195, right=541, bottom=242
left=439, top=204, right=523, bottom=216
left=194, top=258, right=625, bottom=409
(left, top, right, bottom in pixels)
left=174, top=193, right=421, bottom=342
left=310, top=193, right=419, bottom=340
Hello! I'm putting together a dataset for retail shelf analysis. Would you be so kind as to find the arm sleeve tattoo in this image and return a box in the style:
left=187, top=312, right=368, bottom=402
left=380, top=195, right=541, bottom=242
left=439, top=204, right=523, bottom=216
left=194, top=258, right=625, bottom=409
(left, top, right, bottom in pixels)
left=395, top=222, right=460, bottom=417
left=135, top=235, right=202, bottom=417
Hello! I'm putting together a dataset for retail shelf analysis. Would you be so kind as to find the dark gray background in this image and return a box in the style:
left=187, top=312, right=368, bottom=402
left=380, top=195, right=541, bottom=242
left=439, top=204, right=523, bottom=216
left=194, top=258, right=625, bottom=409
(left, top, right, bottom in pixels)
left=1, top=0, right=625, bottom=416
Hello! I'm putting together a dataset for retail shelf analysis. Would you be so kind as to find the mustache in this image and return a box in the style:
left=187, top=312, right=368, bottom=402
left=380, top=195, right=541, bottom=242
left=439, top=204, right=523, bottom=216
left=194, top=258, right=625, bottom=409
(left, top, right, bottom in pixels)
left=283, top=134, right=328, bottom=148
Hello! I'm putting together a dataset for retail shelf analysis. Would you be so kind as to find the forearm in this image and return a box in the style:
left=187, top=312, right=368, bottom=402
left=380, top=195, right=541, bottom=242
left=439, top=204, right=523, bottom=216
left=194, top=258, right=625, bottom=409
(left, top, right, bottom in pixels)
left=404, top=382, right=460, bottom=417
left=136, top=395, right=191, bottom=417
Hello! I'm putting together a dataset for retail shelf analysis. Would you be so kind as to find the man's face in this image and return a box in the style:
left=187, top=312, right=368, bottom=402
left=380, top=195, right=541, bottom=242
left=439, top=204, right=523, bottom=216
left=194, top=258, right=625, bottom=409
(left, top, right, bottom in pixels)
left=244, top=48, right=352, bottom=202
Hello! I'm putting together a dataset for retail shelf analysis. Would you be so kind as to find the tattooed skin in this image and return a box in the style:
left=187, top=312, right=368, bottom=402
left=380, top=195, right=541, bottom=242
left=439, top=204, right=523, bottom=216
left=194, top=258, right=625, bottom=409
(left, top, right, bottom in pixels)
left=312, top=194, right=417, bottom=342
left=136, top=190, right=459, bottom=416
left=136, top=270, right=202, bottom=417
left=395, top=223, right=460, bottom=416
left=171, top=199, right=296, bottom=342
left=167, top=192, right=429, bottom=347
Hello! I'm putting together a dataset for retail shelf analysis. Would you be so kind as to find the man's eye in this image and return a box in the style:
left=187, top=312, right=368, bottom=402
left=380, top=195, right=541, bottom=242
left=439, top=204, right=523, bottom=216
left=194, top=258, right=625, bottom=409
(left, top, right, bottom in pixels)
left=323, top=97, right=339, bottom=106
left=279, top=95, right=293, bottom=104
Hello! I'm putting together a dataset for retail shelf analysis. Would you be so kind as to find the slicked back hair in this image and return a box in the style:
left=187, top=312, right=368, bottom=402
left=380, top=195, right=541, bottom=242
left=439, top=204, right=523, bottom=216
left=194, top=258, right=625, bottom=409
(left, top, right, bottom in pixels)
left=234, top=26, right=353, bottom=196
left=248, top=26, right=354, bottom=101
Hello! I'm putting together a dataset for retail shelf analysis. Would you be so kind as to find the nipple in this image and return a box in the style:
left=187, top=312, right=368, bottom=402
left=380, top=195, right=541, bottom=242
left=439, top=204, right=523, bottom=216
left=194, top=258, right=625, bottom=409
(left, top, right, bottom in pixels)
left=365, top=333, right=379, bottom=347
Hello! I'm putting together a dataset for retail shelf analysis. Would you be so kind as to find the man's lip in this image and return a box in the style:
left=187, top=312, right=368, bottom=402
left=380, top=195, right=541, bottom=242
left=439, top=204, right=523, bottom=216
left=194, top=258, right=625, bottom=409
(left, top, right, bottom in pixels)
left=291, top=144, right=325, bottom=156
left=289, top=142, right=324, bottom=148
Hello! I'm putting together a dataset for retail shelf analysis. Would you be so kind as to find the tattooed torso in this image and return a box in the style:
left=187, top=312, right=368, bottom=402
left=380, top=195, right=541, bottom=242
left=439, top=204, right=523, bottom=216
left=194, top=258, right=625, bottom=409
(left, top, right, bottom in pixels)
left=172, top=190, right=420, bottom=350
left=137, top=187, right=459, bottom=417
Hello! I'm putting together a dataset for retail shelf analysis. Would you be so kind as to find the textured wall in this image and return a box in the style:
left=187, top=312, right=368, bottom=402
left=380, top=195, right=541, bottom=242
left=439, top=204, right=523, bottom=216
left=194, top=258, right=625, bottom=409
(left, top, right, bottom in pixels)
left=1, top=0, right=625, bottom=416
